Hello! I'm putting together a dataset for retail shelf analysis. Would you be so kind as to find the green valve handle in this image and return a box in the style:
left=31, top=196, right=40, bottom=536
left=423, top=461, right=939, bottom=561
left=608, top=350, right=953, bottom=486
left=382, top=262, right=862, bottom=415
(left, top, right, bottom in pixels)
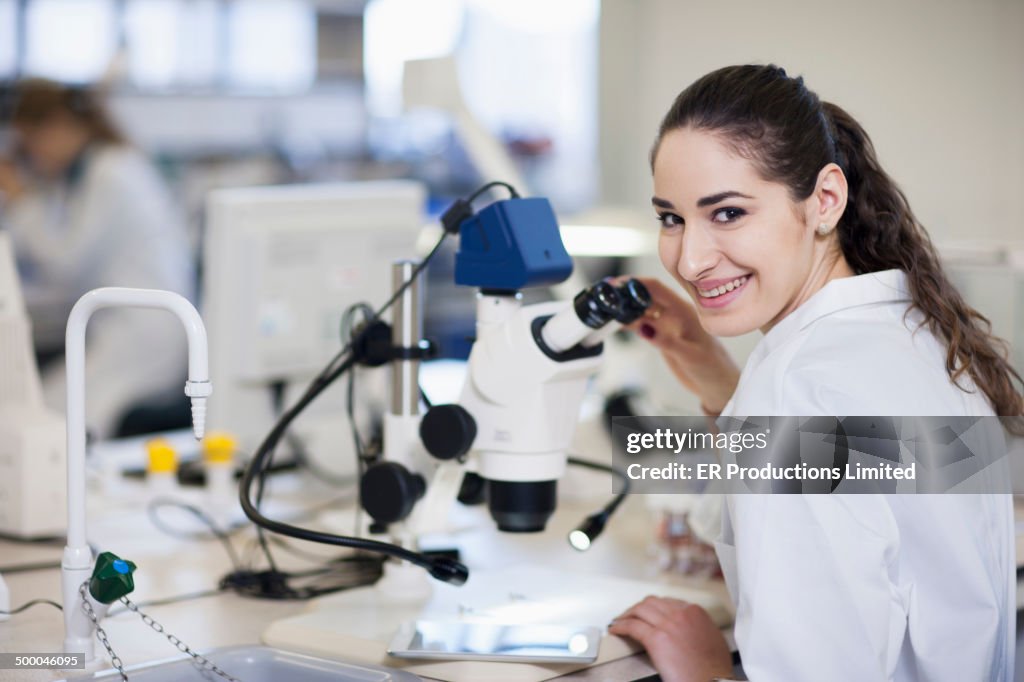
left=89, top=552, right=137, bottom=604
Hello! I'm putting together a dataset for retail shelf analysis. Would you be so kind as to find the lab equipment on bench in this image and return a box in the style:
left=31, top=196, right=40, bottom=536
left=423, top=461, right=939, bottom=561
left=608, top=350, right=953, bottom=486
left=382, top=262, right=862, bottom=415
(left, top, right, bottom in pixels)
left=386, top=620, right=602, bottom=663
left=263, top=563, right=731, bottom=680
left=203, top=180, right=425, bottom=478
left=145, top=438, right=179, bottom=495
left=414, top=196, right=650, bottom=534
left=62, top=286, right=211, bottom=664
left=203, top=433, right=237, bottom=529
left=239, top=181, right=648, bottom=591
left=0, top=232, right=67, bottom=539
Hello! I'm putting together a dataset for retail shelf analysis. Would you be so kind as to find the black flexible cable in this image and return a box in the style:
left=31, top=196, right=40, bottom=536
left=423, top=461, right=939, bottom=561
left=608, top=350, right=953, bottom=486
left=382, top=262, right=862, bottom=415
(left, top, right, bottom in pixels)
left=340, top=301, right=375, bottom=478
left=567, top=456, right=630, bottom=516
left=239, top=184, right=519, bottom=583
left=241, top=356, right=442, bottom=565
left=0, top=599, right=63, bottom=615
left=465, top=180, right=520, bottom=202
left=310, top=234, right=448, bottom=389
left=239, top=227, right=469, bottom=585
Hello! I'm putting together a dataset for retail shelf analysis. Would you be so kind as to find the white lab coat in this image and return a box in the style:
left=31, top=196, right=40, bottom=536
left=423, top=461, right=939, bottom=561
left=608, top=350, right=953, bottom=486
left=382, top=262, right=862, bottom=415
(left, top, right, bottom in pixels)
left=2, top=145, right=194, bottom=438
left=713, top=269, right=1015, bottom=681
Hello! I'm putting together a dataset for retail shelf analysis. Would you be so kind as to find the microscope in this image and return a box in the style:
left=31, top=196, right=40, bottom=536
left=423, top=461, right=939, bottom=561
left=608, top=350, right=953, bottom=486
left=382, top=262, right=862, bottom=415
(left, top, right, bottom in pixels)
left=360, top=196, right=649, bottom=540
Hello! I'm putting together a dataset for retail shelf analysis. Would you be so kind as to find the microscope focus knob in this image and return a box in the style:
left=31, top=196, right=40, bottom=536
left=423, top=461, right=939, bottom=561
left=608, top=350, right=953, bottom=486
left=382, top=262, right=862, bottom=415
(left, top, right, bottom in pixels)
left=420, top=404, right=477, bottom=460
left=360, top=462, right=426, bottom=525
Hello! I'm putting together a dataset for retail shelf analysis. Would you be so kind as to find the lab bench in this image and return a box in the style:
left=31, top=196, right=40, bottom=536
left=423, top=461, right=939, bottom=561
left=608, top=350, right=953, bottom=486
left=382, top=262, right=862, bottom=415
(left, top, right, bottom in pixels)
left=0, top=433, right=729, bottom=682
left=4, top=433, right=1022, bottom=682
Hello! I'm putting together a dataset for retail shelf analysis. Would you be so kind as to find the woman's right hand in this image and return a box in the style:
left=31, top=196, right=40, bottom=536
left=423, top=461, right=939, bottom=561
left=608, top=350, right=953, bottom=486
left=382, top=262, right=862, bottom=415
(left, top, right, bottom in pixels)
left=624, top=277, right=740, bottom=414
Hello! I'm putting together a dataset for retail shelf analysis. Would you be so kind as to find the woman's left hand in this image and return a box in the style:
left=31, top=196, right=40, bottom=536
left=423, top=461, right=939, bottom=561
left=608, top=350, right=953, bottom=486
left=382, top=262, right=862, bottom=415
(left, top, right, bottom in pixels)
left=609, top=596, right=733, bottom=682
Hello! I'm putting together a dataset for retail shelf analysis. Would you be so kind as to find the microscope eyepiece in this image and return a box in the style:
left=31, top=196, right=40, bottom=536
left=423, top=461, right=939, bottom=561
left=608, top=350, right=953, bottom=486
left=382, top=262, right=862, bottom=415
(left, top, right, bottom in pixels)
left=540, top=281, right=623, bottom=354
left=572, top=280, right=622, bottom=329
left=614, top=279, right=651, bottom=323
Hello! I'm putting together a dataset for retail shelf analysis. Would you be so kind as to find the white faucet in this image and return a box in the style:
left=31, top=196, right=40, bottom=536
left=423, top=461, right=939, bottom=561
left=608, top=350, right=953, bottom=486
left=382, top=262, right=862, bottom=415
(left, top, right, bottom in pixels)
left=61, top=288, right=212, bottom=662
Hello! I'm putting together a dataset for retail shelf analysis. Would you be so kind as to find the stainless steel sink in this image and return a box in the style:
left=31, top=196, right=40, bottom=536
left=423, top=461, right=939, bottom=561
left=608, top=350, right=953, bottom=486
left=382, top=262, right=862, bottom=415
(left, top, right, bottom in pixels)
left=64, top=646, right=421, bottom=681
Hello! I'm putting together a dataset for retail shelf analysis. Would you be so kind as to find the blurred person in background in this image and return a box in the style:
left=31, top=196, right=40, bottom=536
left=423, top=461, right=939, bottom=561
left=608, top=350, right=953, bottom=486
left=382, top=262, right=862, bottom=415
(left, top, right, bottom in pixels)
left=0, top=78, right=194, bottom=438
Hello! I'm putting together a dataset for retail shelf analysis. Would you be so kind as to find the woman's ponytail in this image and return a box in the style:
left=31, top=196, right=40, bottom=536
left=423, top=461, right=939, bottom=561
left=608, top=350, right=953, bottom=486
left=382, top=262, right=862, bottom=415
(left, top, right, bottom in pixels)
left=823, top=102, right=1022, bottom=418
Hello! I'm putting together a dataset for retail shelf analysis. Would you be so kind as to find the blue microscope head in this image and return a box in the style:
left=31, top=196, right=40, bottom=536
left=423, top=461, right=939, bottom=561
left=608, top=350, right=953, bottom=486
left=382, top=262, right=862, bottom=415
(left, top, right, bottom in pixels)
left=454, top=197, right=573, bottom=291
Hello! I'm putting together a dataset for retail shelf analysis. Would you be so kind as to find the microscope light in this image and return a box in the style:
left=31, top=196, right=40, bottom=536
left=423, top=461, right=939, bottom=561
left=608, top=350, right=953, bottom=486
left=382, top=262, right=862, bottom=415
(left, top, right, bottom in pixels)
left=568, top=512, right=609, bottom=552
left=568, top=529, right=592, bottom=552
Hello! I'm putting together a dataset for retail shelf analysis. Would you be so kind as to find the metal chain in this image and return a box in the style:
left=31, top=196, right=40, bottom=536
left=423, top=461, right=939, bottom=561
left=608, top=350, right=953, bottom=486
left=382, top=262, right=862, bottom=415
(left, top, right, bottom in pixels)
left=79, top=581, right=242, bottom=682
left=78, top=582, right=128, bottom=682
left=118, top=594, right=242, bottom=682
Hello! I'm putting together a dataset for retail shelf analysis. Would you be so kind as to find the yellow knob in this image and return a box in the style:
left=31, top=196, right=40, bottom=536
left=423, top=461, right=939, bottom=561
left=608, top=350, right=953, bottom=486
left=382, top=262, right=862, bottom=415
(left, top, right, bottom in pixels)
left=202, top=432, right=236, bottom=464
left=146, top=438, right=178, bottom=474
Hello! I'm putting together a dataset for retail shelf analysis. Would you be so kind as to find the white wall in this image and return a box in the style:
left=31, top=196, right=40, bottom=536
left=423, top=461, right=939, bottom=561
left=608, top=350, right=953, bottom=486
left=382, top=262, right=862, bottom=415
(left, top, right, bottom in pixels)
left=598, top=0, right=1024, bottom=244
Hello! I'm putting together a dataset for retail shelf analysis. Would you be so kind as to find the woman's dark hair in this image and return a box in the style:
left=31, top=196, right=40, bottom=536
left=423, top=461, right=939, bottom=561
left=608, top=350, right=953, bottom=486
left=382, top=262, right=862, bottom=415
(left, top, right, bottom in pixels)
left=11, top=78, right=125, bottom=145
left=653, top=64, right=1022, bottom=418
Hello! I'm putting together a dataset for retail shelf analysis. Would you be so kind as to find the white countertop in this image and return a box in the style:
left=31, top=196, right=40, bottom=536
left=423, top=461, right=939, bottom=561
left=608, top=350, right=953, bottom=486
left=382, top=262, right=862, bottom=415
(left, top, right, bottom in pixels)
left=1, top=433, right=725, bottom=681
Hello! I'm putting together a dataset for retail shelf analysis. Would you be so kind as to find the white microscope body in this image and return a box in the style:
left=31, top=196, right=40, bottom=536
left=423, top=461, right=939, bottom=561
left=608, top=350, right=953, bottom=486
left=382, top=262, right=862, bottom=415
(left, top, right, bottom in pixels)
left=414, top=278, right=646, bottom=535
left=465, top=295, right=600, bottom=487
left=360, top=197, right=647, bottom=581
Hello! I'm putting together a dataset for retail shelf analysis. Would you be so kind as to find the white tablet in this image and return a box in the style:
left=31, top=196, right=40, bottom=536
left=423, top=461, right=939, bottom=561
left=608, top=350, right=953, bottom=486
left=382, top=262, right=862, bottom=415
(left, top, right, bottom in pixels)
left=386, top=620, right=602, bottom=663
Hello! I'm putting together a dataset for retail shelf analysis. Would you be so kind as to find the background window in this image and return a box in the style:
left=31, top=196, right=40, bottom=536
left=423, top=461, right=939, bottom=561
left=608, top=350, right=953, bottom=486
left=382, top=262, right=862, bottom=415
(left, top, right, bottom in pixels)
left=0, top=0, right=16, bottom=78
left=24, top=0, right=117, bottom=83
left=226, top=0, right=316, bottom=92
left=363, top=0, right=599, bottom=210
left=363, top=0, right=464, bottom=118
left=124, top=0, right=220, bottom=90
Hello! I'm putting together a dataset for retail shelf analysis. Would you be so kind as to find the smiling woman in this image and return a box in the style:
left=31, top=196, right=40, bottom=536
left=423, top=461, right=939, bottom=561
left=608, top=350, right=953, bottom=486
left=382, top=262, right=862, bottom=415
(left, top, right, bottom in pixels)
left=651, top=129, right=853, bottom=334
left=609, top=64, right=1022, bottom=682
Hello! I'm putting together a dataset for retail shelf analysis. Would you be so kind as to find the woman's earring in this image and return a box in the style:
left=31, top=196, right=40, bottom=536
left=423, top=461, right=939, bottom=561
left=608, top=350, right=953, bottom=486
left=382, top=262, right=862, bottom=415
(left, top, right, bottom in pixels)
left=816, top=222, right=834, bottom=236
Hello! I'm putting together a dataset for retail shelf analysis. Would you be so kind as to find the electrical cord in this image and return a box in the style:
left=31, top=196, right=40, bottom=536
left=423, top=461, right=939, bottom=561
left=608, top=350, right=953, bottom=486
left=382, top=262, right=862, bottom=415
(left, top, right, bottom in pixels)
left=105, top=589, right=226, bottom=616
left=318, top=178, right=515, bottom=387
left=146, top=494, right=377, bottom=601
left=266, top=382, right=352, bottom=486
left=566, top=456, right=631, bottom=549
left=465, top=180, right=520, bottom=202
left=0, top=598, right=63, bottom=615
left=0, top=531, right=65, bottom=544
left=567, top=455, right=631, bottom=500
left=265, top=535, right=355, bottom=564
left=0, top=560, right=61, bottom=573
left=241, top=353, right=469, bottom=584
left=238, top=186, right=519, bottom=586
left=219, top=552, right=384, bottom=601
left=147, top=497, right=242, bottom=570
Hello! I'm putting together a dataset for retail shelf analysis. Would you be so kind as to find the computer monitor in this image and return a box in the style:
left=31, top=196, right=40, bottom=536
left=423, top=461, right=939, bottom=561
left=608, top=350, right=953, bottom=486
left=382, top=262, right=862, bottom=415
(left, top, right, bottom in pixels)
left=202, top=180, right=427, bottom=479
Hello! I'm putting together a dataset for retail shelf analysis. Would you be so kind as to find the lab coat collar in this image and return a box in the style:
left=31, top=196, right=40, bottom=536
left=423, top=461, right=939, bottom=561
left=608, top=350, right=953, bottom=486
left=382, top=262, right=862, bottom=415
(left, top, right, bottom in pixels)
left=758, top=269, right=911, bottom=355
